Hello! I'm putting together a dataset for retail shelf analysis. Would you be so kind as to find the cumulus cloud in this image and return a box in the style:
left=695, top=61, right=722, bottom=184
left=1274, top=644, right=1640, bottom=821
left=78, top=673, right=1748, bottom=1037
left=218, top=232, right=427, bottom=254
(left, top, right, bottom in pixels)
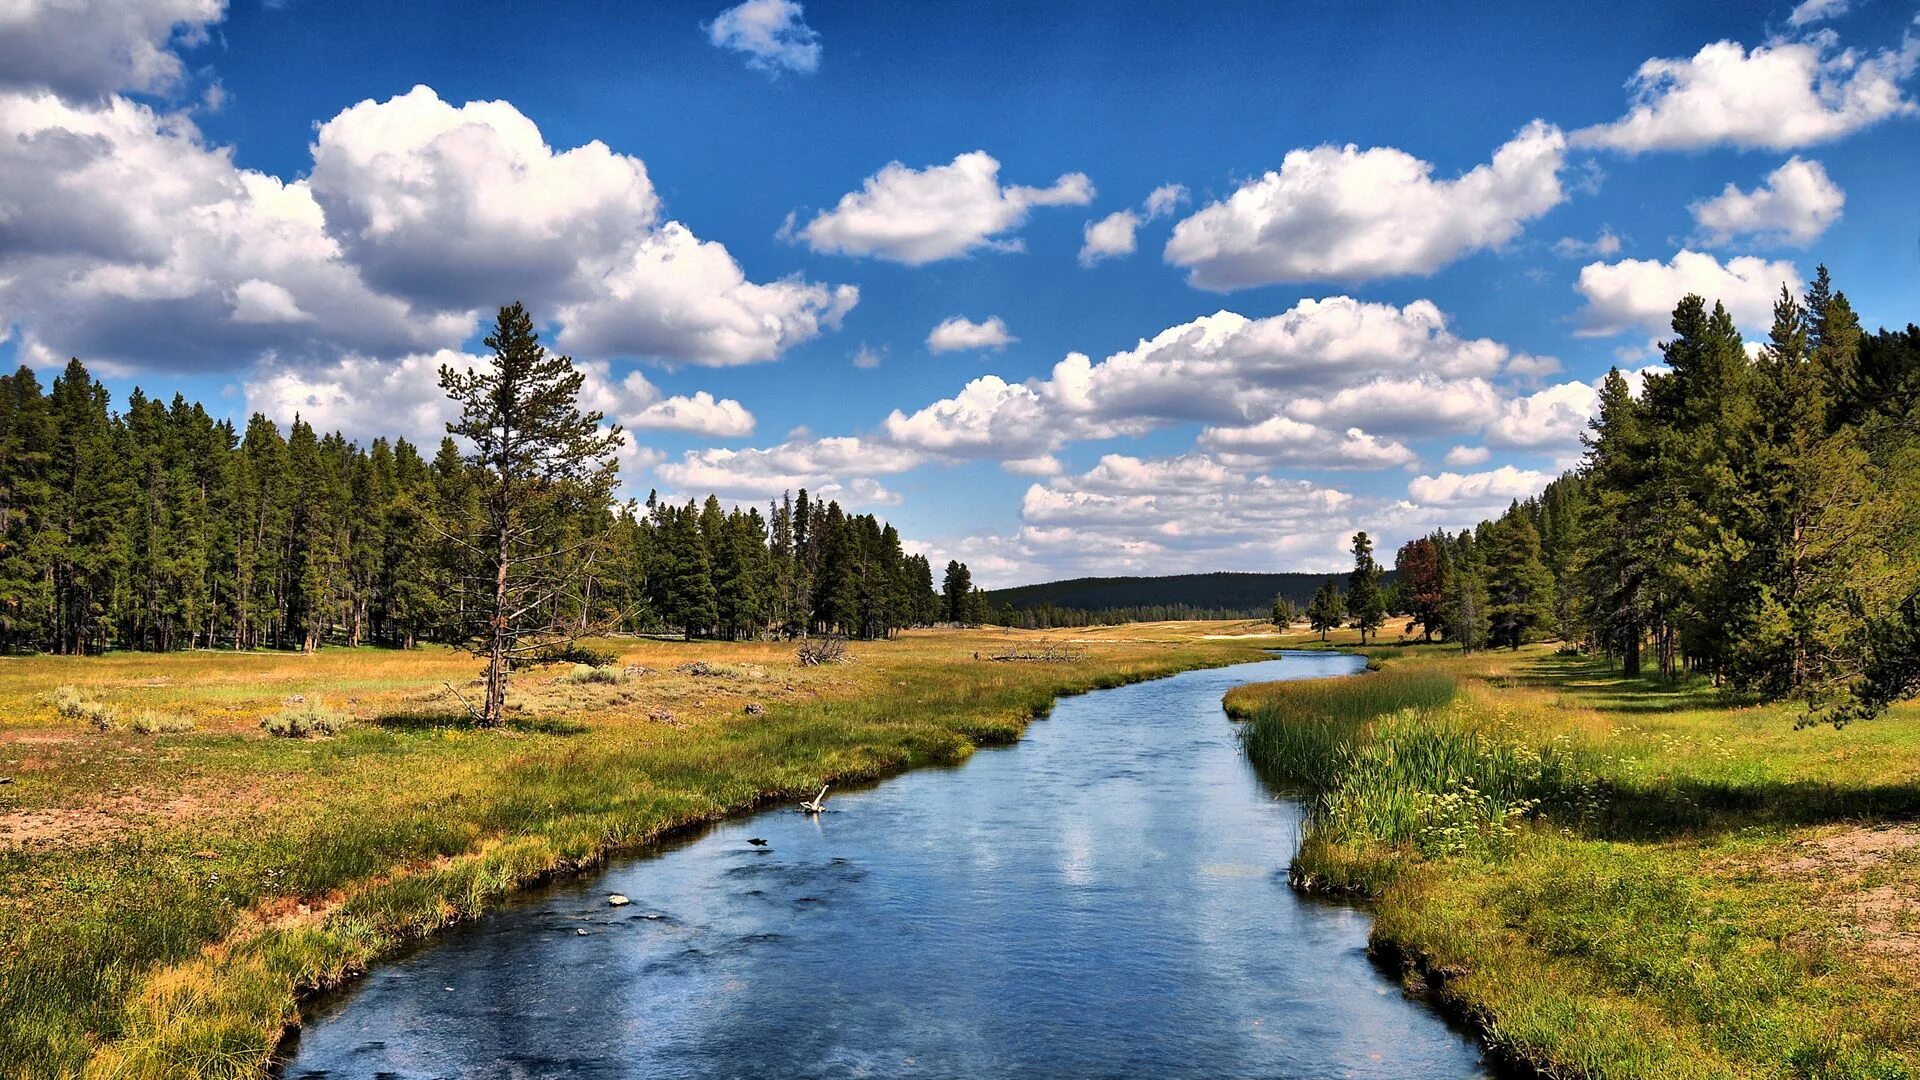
left=244, top=351, right=756, bottom=445
left=1485, top=379, right=1601, bottom=448
left=1408, top=465, right=1553, bottom=508
left=554, top=222, right=857, bottom=365
left=883, top=375, right=1083, bottom=460
left=1575, top=36, right=1919, bottom=152
left=1444, top=445, right=1492, bottom=467
left=1078, top=182, right=1188, bottom=266
left=1164, top=122, right=1567, bottom=289
left=625, top=390, right=756, bottom=437
left=926, top=315, right=1017, bottom=353
left=0, top=0, right=224, bottom=100
left=1197, top=416, right=1417, bottom=469
left=0, top=91, right=465, bottom=371
left=1574, top=250, right=1799, bottom=337
left=885, top=296, right=1544, bottom=465
left=656, top=435, right=922, bottom=504
left=705, top=0, right=820, bottom=75
left=308, top=85, right=662, bottom=313
left=1078, top=211, right=1141, bottom=267
left=0, top=83, right=854, bottom=371
left=1690, top=156, right=1844, bottom=246
left=785, top=151, right=1094, bottom=265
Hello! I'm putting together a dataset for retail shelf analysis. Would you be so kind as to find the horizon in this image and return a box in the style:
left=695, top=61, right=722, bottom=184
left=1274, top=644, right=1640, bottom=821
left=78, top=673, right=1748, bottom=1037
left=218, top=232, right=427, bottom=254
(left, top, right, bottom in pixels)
left=4, top=0, right=1918, bottom=586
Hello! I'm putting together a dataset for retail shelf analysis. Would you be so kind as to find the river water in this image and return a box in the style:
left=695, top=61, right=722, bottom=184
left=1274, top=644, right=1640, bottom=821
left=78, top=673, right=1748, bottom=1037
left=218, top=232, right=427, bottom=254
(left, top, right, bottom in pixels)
left=279, top=652, right=1490, bottom=1078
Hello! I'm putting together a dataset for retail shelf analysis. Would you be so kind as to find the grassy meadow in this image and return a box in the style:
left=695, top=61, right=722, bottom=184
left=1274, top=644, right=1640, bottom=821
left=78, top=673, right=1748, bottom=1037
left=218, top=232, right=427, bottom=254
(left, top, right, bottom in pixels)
left=1228, top=633, right=1920, bottom=1079
left=0, top=623, right=1275, bottom=1078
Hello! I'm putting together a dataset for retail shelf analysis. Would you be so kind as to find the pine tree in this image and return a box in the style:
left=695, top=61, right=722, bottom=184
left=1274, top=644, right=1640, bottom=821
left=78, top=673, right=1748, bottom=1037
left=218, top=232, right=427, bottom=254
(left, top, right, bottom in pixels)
left=1306, top=578, right=1345, bottom=641
left=1347, top=532, right=1385, bottom=644
left=942, top=560, right=973, bottom=624
left=1486, top=510, right=1555, bottom=650
left=437, top=302, right=623, bottom=726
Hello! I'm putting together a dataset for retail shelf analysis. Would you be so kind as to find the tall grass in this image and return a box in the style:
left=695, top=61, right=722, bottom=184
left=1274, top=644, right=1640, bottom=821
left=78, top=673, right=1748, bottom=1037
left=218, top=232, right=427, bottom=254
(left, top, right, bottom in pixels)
left=1237, top=649, right=1920, bottom=1076
left=1235, top=665, right=1611, bottom=887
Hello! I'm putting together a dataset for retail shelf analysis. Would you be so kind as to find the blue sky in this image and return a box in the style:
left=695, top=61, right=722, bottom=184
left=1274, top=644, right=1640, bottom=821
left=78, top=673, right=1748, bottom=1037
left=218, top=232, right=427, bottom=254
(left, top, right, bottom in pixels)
left=2, top=0, right=1916, bottom=584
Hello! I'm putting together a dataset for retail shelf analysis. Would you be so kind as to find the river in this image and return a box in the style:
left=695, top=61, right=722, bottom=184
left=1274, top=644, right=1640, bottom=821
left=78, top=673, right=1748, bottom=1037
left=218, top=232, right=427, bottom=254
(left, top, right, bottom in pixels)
left=278, top=651, right=1490, bottom=1078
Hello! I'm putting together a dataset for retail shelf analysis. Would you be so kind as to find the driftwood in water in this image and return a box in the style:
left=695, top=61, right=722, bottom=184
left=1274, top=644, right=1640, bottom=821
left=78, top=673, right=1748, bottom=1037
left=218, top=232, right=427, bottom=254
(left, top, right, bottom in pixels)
left=800, top=784, right=830, bottom=813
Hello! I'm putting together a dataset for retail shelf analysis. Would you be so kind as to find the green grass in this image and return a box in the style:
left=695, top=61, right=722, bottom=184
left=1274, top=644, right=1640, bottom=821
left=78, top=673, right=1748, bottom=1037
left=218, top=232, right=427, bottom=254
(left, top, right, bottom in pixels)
left=1233, top=645, right=1920, bottom=1078
left=0, top=624, right=1269, bottom=1078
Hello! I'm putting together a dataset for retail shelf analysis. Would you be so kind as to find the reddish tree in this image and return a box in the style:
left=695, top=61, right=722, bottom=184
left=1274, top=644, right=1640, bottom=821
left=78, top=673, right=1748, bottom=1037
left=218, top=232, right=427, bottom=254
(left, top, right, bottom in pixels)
left=1397, top=536, right=1445, bottom=642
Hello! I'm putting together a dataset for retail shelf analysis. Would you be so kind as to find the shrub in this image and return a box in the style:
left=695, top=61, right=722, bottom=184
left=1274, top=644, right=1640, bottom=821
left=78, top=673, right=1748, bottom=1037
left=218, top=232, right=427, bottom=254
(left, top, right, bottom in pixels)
left=561, top=664, right=625, bottom=685
left=127, top=710, right=195, bottom=735
left=260, top=700, right=352, bottom=738
left=52, top=685, right=118, bottom=731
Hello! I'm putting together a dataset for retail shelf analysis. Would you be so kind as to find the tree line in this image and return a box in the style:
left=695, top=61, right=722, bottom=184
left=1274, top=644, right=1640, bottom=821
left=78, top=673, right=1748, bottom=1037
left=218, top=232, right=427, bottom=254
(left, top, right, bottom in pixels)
left=1333, top=267, right=1916, bottom=722
left=0, top=342, right=946, bottom=656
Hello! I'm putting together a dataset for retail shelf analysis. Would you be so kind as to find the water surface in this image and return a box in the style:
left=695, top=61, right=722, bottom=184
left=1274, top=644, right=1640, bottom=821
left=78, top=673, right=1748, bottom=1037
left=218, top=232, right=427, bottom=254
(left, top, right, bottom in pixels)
left=281, top=652, right=1489, bottom=1078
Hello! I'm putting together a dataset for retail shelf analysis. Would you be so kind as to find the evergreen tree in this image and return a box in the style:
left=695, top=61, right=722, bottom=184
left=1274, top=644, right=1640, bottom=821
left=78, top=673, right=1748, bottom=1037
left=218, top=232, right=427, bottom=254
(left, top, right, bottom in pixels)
left=1306, top=578, right=1345, bottom=641
left=1486, top=510, right=1555, bottom=650
left=1347, top=531, right=1385, bottom=644
left=942, top=560, right=973, bottom=624
left=438, top=302, right=623, bottom=726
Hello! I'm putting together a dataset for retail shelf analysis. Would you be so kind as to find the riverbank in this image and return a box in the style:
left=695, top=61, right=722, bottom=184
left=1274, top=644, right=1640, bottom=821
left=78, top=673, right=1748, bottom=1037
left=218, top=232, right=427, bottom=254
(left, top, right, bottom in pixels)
left=1229, top=636, right=1920, bottom=1077
left=0, top=623, right=1273, bottom=1078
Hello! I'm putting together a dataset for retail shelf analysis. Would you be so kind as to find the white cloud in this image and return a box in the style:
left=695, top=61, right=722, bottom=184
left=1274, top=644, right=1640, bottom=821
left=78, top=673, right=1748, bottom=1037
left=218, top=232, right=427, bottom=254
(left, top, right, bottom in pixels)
left=851, top=342, right=885, bottom=369
left=0, top=91, right=465, bottom=371
left=1485, top=379, right=1601, bottom=448
left=1575, top=36, right=1919, bottom=152
left=244, top=350, right=474, bottom=446
left=785, top=151, right=1094, bottom=265
left=926, top=315, right=1017, bottom=353
left=245, top=351, right=757, bottom=445
left=1078, top=210, right=1140, bottom=266
left=1444, top=445, right=1492, bottom=467
left=1164, top=121, right=1567, bottom=289
left=1408, top=465, right=1553, bottom=508
left=554, top=221, right=858, bottom=365
left=0, top=83, right=855, bottom=372
left=1078, top=183, right=1189, bottom=267
left=882, top=296, right=1543, bottom=467
left=1286, top=375, right=1504, bottom=436
left=657, top=435, right=922, bottom=504
left=1143, top=183, right=1188, bottom=219
left=883, top=375, right=1077, bottom=460
left=1575, top=250, right=1799, bottom=337
left=1553, top=228, right=1622, bottom=258
left=0, top=0, right=224, bottom=99
left=627, top=391, right=756, bottom=437
left=706, top=0, right=820, bottom=75
left=308, top=85, right=662, bottom=313
left=1690, top=156, right=1844, bottom=246
left=1197, top=416, right=1417, bottom=469
left=1788, top=0, right=1849, bottom=27
left=1002, top=455, right=1063, bottom=477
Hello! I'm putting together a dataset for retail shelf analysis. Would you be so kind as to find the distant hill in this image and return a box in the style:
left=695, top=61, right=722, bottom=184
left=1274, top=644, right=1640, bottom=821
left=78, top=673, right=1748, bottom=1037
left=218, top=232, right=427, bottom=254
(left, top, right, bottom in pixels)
left=984, top=571, right=1388, bottom=617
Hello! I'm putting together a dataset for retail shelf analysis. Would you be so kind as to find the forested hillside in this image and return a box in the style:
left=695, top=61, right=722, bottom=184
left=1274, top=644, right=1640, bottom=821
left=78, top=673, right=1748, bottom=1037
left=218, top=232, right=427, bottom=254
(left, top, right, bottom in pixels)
left=981, top=571, right=1386, bottom=628
left=0, top=358, right=946, bottom=652
left=1377, top=268, right=1919, bottom=721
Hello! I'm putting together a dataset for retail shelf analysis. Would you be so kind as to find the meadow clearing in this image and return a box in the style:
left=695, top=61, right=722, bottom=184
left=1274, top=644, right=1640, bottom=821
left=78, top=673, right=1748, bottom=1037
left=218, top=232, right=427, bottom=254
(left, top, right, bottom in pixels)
left=1229, top=633, right=1920, bottom=1079
left=0, top=623, right=1273, bottom=1078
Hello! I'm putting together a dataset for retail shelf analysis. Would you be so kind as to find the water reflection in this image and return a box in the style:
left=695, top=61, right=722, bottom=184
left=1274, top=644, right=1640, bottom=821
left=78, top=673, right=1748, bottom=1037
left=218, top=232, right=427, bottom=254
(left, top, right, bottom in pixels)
left=281, top=652, right=1489, bottom=1079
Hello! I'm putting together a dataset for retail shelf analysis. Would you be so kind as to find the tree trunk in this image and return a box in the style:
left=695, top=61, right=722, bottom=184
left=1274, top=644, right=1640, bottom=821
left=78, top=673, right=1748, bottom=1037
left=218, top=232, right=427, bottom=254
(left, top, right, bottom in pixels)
left=483, top=515, right=511, bottom=727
